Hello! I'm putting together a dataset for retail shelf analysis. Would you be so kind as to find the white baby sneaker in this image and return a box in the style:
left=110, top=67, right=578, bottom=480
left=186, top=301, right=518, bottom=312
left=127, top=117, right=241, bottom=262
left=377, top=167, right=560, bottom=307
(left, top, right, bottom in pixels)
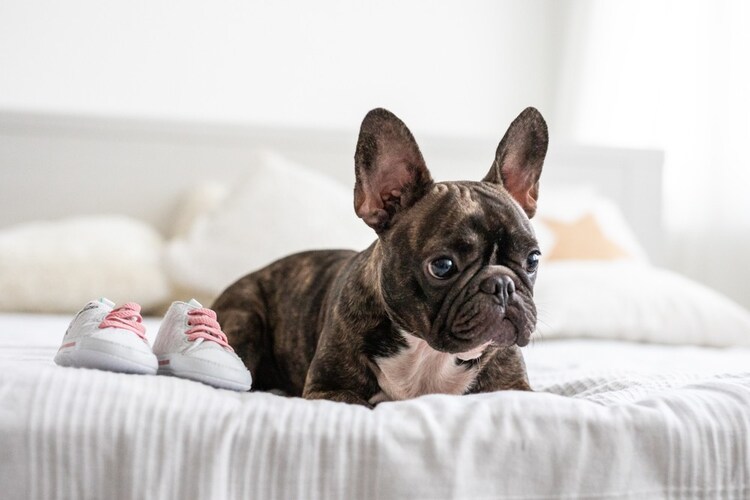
left=152, top=299, right=252, bottom=391
left=55, top=298, right=158, bottom=375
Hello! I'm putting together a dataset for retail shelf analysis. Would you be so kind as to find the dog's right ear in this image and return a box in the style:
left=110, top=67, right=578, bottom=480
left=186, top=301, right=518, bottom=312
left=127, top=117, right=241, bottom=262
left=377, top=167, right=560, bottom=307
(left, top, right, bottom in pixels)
left=354, top=108, right=434, bottom=233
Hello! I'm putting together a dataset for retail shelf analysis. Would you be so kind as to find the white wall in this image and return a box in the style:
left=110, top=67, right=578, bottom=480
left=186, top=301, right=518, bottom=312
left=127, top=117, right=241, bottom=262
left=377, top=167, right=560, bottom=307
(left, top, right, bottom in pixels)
left=550, top=0, right=750, bottom=308
left=3, top=1, right=749, bottom=308
left=0, top=0, right=563, bottom=137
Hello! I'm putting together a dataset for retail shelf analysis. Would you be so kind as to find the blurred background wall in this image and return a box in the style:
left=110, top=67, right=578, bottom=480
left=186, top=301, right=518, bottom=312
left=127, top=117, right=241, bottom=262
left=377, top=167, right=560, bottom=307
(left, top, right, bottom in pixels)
left=0, top=1, right=565, bottom=136
left=1, top=0, right=748, bottom=306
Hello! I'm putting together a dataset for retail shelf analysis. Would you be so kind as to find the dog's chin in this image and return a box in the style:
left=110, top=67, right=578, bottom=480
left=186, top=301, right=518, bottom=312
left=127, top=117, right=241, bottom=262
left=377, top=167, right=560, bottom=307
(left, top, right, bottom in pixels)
left=436, top=316, right=530, bottom=353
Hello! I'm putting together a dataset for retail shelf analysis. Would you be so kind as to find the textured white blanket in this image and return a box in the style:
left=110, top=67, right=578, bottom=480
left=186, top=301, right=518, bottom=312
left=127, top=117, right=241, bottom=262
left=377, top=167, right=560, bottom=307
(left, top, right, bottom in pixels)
left=1, top=315, right=749, bottom=500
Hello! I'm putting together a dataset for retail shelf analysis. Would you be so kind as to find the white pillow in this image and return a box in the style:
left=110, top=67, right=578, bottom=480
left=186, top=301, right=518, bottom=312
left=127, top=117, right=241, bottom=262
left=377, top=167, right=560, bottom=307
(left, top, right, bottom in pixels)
left=532, top=186, right=649, bottom=262
left=0, top=216, right=171, bottom=314
left=534, top=261, right=750, bottom=347
left=171, top=182, right=229, bottom=239
left=164, top=151, right=375, bottom=299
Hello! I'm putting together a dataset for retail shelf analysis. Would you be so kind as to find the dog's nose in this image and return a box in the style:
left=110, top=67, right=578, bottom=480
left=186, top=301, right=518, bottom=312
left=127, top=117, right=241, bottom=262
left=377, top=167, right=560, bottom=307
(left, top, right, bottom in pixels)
left=479, top=275, right=515, bottom=301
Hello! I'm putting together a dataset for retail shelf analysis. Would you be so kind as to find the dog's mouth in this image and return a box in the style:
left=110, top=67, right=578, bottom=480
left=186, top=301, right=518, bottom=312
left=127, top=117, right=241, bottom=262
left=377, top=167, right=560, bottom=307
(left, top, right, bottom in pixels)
left=446, top=300, right=533, bottom=350
left=450, top=319, right=526, bottom=346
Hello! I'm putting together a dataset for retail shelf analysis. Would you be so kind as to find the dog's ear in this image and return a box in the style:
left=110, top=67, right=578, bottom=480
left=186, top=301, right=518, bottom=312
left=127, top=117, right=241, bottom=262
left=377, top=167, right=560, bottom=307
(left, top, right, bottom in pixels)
left=354, top=108, right=433, bottom=233
left=483, top=107, right=548, bottom=218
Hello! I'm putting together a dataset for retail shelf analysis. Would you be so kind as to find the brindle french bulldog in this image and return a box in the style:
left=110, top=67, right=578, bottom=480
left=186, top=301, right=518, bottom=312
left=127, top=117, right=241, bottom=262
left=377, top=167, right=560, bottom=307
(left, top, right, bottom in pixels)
left=212, top=107, right=548, bottom=407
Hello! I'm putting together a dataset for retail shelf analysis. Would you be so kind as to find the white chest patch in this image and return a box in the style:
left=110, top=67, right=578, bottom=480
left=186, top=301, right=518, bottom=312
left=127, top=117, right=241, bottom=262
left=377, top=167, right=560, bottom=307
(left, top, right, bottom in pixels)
left=369, top=331, right=488, bottom=405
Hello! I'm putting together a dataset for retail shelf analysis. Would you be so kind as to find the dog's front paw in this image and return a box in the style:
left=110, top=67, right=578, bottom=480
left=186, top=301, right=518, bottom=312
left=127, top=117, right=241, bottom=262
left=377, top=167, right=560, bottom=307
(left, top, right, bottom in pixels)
left=304, top=389, right=374, bottom=408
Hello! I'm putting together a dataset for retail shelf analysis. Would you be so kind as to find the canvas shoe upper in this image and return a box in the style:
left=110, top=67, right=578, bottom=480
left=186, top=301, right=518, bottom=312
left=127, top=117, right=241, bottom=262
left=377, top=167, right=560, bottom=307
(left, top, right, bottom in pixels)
left=152, top=299, right=252, bottom=391
left=55, top=298, right=158, bottom=375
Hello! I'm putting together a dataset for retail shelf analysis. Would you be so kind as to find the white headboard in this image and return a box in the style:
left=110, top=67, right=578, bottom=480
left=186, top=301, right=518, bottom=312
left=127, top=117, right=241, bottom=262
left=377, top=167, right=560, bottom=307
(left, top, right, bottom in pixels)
left=0, top=111, right=664, bottom=261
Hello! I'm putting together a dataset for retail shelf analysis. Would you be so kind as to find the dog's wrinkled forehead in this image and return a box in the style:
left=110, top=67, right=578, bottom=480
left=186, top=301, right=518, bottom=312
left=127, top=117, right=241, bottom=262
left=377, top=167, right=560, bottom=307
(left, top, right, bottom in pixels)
left=400, top=181, right=535, bottom=252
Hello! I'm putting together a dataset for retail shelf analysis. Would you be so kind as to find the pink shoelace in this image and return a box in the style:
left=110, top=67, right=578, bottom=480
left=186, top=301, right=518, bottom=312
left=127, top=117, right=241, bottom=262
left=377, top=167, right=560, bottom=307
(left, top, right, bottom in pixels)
left=99, top=302, right=147, bottom=341
left=186, top=308, right=233, bottom=351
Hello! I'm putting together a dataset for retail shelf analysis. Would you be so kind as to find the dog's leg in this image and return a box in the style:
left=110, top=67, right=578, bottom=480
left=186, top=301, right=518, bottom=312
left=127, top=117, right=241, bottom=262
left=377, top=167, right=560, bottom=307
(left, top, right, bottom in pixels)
left=303, top=389, right=374, bottom=408
left=470, top=345, right=533, bottom=393
left=302, top=322, right=379, bottom=407
left=212, top=278, right=268, bottom=388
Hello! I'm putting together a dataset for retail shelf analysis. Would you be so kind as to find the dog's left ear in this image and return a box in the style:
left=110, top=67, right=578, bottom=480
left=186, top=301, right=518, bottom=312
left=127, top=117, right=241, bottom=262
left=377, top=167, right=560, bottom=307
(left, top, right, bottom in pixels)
left=483, top=107, right=548, bottom=218
left=354, top=108, right=434, bottom=233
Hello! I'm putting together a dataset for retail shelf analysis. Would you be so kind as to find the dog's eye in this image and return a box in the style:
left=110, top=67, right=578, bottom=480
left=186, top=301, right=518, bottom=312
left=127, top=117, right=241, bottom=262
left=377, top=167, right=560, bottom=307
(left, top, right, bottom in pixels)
left=428, top=257, right=457, bottom=279
left=526, top=251, right=541, bottom=273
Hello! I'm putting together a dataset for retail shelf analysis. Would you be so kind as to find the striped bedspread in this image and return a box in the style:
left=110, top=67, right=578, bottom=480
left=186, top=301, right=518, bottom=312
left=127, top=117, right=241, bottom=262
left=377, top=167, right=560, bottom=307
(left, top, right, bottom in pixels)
left=1, top=314, right=749, bottom=499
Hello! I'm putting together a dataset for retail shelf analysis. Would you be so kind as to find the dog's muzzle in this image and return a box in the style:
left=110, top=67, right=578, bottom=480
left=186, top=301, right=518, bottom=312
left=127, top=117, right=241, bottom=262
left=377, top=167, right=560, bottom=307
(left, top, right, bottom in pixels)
left=450, top=272, right=530, bottom=347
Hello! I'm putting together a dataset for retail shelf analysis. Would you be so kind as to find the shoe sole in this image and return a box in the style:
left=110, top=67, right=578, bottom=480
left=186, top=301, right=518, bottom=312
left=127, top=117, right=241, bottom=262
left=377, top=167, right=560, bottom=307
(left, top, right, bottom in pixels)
left=157, top=355, right=252, bottom=391
left=55, top=338, right=157, bottom=375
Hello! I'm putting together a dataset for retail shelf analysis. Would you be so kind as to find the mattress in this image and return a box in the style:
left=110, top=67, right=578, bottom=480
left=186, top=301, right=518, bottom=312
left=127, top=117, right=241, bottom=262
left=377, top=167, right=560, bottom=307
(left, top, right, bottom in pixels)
left=1, top=312, right=750, bottom=499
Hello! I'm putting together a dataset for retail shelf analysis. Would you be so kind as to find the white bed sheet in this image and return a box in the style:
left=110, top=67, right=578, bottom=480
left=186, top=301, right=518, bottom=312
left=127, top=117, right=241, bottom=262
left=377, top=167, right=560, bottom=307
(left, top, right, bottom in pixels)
left=1, top=313, right=749, bottom=499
